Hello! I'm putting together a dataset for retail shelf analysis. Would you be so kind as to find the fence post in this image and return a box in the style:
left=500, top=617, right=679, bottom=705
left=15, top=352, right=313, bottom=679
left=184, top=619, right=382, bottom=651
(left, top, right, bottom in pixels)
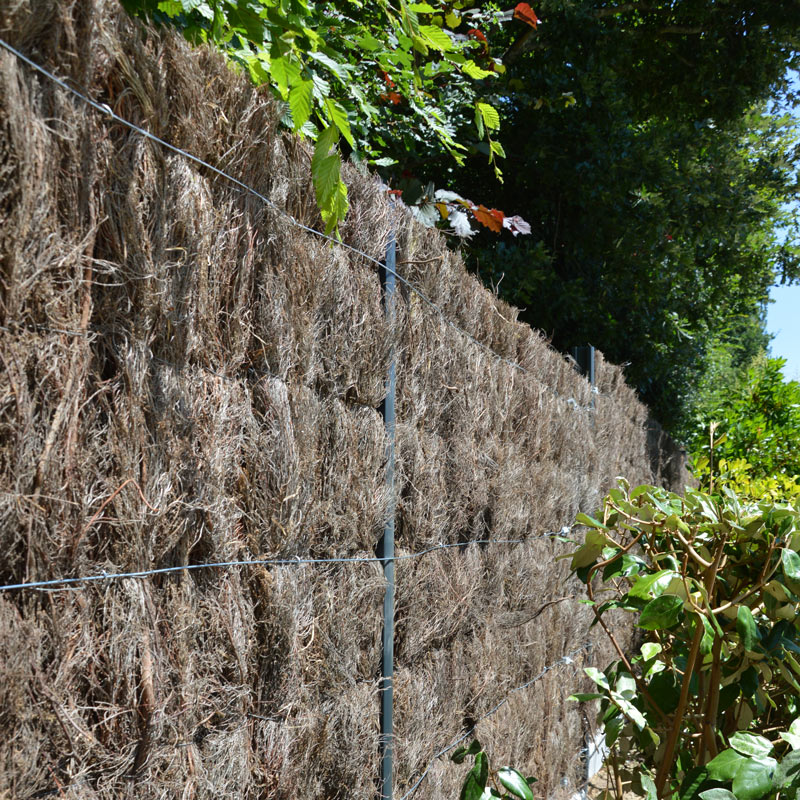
left=378, top=233, right=397, bottom=800
left=569, top=345, right=595, bottom=384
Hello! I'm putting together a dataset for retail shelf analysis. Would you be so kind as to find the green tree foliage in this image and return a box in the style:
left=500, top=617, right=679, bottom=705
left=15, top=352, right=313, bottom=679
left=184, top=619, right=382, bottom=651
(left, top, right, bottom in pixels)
left=691, top=356, right=800, bottom=495
left=417, top=0, right=800, bottom=434
left=119, top=0, right=511, bottom=233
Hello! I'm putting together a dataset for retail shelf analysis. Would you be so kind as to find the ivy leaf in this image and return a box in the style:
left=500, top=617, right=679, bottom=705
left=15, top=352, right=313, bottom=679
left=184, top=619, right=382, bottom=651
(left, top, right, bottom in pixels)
left=731, top=757, right=777, bottom=800
left=706, top=750, right=748, bottom=782
left=729, top=732, right=774, bottom=758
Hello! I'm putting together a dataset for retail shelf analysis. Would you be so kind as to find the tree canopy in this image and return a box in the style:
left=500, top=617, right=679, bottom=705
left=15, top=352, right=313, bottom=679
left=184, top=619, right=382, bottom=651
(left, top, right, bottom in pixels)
left=420, top=0, right=800, bottom=435
left=120, top=0, right=800, bottom=437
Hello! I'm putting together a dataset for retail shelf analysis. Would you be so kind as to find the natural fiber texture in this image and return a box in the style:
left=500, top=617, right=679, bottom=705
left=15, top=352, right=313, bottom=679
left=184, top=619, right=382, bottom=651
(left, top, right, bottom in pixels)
left=0, top=2, right=688, bottom=798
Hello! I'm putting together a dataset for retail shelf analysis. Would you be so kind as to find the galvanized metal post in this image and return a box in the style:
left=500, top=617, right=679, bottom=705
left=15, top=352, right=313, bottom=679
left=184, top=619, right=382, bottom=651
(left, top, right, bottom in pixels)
left=570, top=345, right=595, bottom=383
left=378, top=234, right=397, bottom=800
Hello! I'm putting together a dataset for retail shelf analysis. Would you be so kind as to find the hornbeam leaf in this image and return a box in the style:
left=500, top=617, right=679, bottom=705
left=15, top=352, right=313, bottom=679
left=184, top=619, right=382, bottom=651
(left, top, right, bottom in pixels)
left=476, top=101, right=500, bottom=131
left=289, top=79, right=314, bottom=130
left=462, top=60, right=495, bottom=80
left=324, top=98, right=355, bottom=148
left=420, top=24, right=454, bottom=51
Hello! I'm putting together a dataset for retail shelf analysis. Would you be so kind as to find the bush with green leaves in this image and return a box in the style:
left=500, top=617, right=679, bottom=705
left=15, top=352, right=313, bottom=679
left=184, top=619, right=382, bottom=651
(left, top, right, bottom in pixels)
left=564, top=479, right=800, bottom=800
left=691, top=357, right=800, bottom=490
left=452, top=740, right=537, bottom=800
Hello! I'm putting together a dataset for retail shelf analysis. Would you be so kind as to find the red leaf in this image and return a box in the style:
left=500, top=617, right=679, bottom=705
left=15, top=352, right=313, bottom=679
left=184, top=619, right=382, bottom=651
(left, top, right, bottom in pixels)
left=472, top=205, right=504, bottom=233
left=513, top=2, right=540, bottom=28
left=467, top=28, right=487, bottom=43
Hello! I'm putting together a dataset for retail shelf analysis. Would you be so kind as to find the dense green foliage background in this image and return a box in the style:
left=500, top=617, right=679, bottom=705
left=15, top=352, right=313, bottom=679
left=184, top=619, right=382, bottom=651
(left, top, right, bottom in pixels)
left=415, top=1, right=800, bottom=435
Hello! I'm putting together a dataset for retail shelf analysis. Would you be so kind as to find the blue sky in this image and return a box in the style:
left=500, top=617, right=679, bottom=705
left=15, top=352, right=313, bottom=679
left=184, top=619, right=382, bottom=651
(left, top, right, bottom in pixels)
left=768, top=285, right=800, bottom=381
left=766, top=71, right=799, bottom=382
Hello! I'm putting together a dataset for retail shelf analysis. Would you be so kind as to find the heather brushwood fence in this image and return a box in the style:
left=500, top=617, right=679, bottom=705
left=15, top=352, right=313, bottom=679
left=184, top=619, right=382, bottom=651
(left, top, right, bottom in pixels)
left=0, top=4, right=688, bottom=799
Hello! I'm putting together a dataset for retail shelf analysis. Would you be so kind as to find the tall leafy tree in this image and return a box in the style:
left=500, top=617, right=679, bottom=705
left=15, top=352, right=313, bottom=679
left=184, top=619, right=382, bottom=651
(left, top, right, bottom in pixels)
left=426, top=0, right=800, bottom=435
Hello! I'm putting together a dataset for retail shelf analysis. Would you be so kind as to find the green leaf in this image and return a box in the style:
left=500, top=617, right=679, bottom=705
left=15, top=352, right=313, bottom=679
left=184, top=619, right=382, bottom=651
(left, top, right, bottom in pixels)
left=783, top=549, right=800, bottom=582
left=731, top=757, right=777, bottom=800
left=729, top=732, right=774, bottom=758
left=707, top=750, right=748, bottom=782
left=289, top=79, right=314, bottom=130
left=775, top=750, right=800, bottom=790
left=323, top=98, right=355, bottom=148
left=452, top=740, right=481, bottom=764
left=610, top=690, right=647, bottom=729
left=419, top=24, right=453, bottom=51
left=737, top=605, right=758, bottom=651
left=462, top=60, right=495, bottom=80
left=641, top=642, right=663, bottom=661
left=356, top=32, right=382, bottom=51
left=648, top=670, right=681, bottom=715
left=681, top=766, right=710, bottom=800
left=568, top=692, right=605, bottom=702
left=497, top=767, right=535, bottom=800
left=584, top=667, right=611, bottom=690
left=461, top=751, right=489, bottom=800
left=307, top=51, right=351, bottom=84
left=576, top=513, right=608, bottom=530
left=490, top=140, right=506, bottom=158
left=476, top=101, right=500, bottom=131
left=270, top=56, right=301, bottom=100
left=639, top=595, right=684, bottom=630
left=780, top=730, right=800, bottom=750
left=628, top=570, right=679, bottom=599
left=699, top=791, right=738, bottom=800
left=157, top=0, right=183, bottom=17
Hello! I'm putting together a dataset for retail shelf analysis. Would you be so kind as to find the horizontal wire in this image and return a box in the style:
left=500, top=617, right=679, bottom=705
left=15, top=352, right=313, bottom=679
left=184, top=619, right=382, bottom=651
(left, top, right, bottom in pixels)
left=0, top=529, right=574, bottom=592
left=397, top=642, right=591, bottom=800
left=0, top=36, right=597, bottom=413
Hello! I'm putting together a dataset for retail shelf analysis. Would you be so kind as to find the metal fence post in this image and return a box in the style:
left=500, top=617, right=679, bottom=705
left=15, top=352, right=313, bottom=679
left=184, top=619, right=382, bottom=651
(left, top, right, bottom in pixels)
left=378, top=233, right=397, bottom=800
left=570, top=345, right=595, bottom=384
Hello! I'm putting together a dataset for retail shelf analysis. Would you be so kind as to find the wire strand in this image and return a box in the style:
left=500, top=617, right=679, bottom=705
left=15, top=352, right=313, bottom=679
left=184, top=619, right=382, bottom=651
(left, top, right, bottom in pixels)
left=0, top=530, right=574, bottom=592
left=397, top=643, right=591, bottom=800
left=0, top=36, right=597, bottom=413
